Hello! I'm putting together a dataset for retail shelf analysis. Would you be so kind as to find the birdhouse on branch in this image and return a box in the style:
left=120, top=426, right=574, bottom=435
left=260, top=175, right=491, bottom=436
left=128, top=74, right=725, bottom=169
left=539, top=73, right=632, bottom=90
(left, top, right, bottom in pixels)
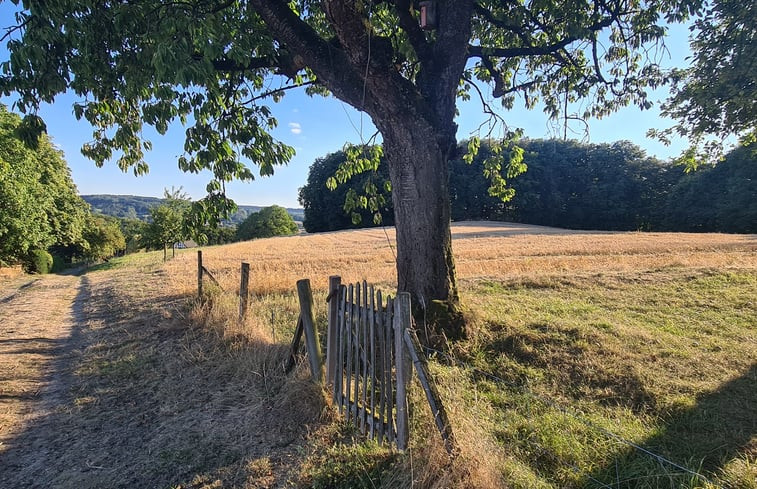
left=419, top=1, right=437, bottom=30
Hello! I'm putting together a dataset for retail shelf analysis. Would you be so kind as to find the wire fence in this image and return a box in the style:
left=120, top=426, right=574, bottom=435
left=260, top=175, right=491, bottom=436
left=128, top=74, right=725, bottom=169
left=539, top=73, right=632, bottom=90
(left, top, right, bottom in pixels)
left=420, top=345, right=722, bottom=489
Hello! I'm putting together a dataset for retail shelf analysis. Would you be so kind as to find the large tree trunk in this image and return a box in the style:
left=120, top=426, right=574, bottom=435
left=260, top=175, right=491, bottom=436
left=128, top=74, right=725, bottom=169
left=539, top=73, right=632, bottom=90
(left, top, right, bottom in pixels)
left=248, top=0, right=474, bottom=341
left=378, top=116, right=465, bottom=342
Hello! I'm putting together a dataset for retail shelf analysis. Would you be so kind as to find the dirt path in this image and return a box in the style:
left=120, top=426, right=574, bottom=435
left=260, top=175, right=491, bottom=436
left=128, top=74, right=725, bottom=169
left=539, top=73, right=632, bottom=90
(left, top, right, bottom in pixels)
left=0, top=266, right=321, bottom=488
left=0, top=274, right=83, bottom=442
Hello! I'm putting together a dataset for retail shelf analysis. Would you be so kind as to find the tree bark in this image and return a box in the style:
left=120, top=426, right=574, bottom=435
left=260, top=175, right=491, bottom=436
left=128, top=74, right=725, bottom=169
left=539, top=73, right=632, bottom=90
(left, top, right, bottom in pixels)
left=377, top=115, right=465, bottom=341
left=379, top=120, right=457, bottom=304
left=249, top=0, right=473, bottom=340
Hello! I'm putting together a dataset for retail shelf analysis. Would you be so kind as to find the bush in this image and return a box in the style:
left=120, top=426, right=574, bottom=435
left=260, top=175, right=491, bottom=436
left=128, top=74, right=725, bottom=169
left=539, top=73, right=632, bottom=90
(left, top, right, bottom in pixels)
left=24, top=249, right=53, bottom=274
left=236, top=205, right=299, bottom=240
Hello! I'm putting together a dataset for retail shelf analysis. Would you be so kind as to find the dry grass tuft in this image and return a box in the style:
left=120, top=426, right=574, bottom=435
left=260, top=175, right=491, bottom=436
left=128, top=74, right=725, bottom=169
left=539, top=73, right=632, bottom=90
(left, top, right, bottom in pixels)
left=396, top=365, right=509, bottom=489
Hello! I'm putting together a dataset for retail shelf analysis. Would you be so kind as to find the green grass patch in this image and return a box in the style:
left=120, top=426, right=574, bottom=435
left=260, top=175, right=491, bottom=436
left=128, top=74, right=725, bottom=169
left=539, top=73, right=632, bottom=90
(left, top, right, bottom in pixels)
left=300, top=425, right=396, bottom=489
left=447, top=268, right=757, bottom=488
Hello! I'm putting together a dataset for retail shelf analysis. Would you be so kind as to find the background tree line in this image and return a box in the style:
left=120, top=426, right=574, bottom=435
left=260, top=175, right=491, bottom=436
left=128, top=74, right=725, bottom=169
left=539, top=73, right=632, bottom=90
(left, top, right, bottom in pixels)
left=82, top=194, right=304, bottom=224
left=82, top=196, right=300, bottom=263
left=0, top=104, right=126, bottom=272
left=1, top=104, right=299, bottom=273
left=300, top=139, right=756, bottom=234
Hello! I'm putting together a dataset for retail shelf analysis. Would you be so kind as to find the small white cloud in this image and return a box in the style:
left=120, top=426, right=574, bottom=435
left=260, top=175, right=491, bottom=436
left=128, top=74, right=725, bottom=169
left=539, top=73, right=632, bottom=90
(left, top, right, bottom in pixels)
left=288, top=122, right=302, bottom=135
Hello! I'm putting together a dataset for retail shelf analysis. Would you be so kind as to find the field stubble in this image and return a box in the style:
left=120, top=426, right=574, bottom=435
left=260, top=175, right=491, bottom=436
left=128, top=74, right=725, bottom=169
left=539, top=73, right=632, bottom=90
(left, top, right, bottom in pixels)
left=162, top=222, right=755, bottom=488
left=164, top=222, right=757, bottom=295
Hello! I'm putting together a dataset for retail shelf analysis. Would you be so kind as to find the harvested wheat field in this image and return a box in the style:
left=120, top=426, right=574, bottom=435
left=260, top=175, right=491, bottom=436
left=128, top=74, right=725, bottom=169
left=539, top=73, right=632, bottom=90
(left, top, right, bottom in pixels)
left=1, top=221, right=755, bottom=488
left=164, top=221, right=757, bottom=295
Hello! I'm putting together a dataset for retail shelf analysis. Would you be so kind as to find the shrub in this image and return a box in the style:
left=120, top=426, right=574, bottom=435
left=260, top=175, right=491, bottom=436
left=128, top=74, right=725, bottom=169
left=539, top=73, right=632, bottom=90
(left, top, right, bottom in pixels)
left=24, top=249, right=53, bottom=274
left=236, top=205, right=299, bottom=241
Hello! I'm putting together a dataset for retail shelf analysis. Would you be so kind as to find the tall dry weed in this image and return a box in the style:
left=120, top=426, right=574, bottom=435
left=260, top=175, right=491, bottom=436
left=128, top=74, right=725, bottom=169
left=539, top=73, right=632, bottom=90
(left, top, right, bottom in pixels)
left=376, top=364, right=507, bottom=489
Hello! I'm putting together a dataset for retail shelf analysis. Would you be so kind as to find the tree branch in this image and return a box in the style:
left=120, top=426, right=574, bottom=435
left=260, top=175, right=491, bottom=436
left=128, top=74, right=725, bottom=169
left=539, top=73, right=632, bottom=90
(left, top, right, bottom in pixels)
left=207, top=52, right=305, bottom=79
left=208, top=56, right=275, bottom=72
left=1, top=15, right=32, bottom=43
left=472, top=3, right=521, bottom=33
left=591, top=37, right=609, bottom=84
left=463, top=76, right=505, bottom=127
left=469, top=2, right=618, bottom=60
left=244, top=80, right=317, bottom=103
left=478, top=55, right=506, bottom=98
left=391, top=0, right=433, bottom=60
left=501, top=79, right=540, bottom=96
left=322, top=0, right=374, bottom=68
left=247, top=0, right=368, bottom=109
left=468, top=39, right=578, bottom=59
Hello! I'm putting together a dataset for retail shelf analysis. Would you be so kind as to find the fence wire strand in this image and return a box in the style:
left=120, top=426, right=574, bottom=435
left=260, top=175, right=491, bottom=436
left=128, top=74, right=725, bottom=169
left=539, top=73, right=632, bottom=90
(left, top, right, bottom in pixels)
left=420, top=346, right=722, bottom=489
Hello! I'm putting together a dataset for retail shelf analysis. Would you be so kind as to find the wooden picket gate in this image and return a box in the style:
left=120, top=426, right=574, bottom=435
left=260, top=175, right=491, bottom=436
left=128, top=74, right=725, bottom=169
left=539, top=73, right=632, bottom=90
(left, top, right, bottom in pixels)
left=326, top=278, right=411, bottom=448
left=286, top=275, right=454, bottom=453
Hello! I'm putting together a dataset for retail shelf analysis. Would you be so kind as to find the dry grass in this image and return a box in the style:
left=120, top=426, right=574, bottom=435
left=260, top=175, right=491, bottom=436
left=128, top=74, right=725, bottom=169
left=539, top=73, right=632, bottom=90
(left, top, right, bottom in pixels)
left=0, top=253, right=326, bottom=488
left=163, top=222, right=757, bottom=297
left=0, top=274, right=80, bottom=443
left=158, top=221, right=755, bottom=488
left=0, top=265, right=23, bottom=281
left=2, top=221, right=754, bottom=488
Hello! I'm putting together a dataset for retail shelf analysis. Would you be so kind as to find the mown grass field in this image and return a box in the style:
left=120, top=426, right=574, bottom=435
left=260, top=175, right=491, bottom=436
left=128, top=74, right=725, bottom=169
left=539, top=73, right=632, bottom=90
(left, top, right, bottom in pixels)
left=3, top=222, right=752, bottom=488
left=160, top=222, right=756, bottom=488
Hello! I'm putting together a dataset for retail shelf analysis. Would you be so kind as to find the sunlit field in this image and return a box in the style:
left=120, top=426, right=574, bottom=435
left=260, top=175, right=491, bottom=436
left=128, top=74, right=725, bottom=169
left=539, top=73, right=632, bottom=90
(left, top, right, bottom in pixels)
left=153, top=222, right=755, bottom=488
left=163, top=221, right=757, bottom=296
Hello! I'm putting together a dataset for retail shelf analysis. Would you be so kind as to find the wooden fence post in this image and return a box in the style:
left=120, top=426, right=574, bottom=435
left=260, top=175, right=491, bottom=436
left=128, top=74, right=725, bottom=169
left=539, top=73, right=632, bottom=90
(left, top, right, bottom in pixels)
left=403, top=328, right=457, bottom=455
left=239, top=262, right=250, bottom=321
left=297, top=279, right=323, bottom=382
left=284, top=316, right=304, bottom=374
left=326, top=275, right=341, bottom=388
left=394, top=292, right=412, bottom=451
left=197, top=250, right=203, bottom=298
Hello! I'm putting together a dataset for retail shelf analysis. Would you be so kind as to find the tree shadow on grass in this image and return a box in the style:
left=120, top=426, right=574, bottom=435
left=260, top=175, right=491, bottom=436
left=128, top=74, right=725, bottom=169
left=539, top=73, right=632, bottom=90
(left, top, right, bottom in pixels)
left=482, top=322, right=658, bottom=413
left=585, top=363, right=757, bottom=488
left=0, top=272, right=324, bottom=489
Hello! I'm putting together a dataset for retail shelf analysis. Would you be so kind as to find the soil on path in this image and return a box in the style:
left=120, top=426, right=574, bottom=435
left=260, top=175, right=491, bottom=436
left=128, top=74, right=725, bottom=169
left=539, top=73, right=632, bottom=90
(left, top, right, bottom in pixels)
left=0, top=265, right=321, bottom=488
left=0, top=274, right=83, bottom=442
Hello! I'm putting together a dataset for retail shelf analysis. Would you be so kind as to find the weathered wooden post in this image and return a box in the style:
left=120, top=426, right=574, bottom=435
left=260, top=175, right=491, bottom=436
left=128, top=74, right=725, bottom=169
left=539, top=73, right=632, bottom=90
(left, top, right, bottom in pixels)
left=403, top=328, right=457, bottom=455
left=284, top=316, right=304, bottom=374
left=239, top=262, right=250, bottom=322
left=297, top=279, right=323, bottom=382
left=326, top=275, right=342, bottom=390
left=394, top=292, right=412, bottom=451
left=197, top=250, right=203, bottom=298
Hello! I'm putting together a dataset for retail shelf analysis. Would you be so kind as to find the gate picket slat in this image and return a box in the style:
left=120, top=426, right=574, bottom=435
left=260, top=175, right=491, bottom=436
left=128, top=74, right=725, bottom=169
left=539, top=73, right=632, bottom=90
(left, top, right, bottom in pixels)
left=385, top=295, right=395, bottom=443
left=360, top=281, right=369, bottom=433
left=336, top=285, right=346, bottom=413
left=345, top=285, right=354, bottom=419
left=353, top=282, right=361, bottom=427
left=369, top=284, right=376, bottom=440
left=376, top=290, right=386, bottom=444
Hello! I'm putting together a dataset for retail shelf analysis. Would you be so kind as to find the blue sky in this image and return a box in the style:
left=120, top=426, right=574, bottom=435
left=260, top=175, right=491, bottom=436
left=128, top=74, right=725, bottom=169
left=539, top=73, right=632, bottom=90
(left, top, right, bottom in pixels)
left=1, top=7, right=693, bottom=208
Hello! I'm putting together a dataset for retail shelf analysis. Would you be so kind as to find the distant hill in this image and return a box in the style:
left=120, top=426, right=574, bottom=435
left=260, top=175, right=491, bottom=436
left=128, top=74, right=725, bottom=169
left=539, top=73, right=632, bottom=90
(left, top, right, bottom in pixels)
left=83, top=195, right=163, bottom=220
left=82, top=194, right=304, bottom=225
